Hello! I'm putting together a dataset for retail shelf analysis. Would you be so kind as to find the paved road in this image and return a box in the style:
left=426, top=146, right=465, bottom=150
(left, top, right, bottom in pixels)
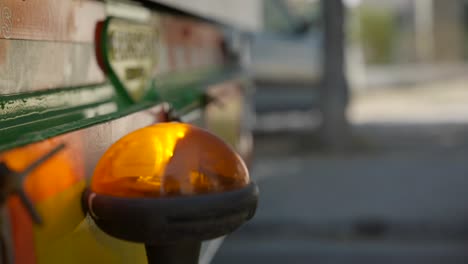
left=213, top=78, right=468, bottom=263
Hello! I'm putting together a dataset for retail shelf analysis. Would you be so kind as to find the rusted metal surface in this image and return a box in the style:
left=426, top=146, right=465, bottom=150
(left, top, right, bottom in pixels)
left=0, top=0, right=106, bottom=94
left=0, top=11, right=226, bottom=95
left=0, top=40, right=104, bottom=94
left=0, top=0, right=105, bottom=42
left=158, top=15, right=224, bottom=75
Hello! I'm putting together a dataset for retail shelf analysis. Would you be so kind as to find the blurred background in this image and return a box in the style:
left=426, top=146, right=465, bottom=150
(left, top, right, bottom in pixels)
left=167, top=0, right=468, bottom=263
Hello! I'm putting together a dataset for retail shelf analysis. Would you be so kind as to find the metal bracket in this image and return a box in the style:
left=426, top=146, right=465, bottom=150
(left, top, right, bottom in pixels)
left=0, top=143, right=66, bottom=225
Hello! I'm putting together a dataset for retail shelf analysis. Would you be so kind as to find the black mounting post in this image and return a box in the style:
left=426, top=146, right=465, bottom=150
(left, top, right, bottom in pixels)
left=145, top=242, right=201, bottom=264
left=0, top=143, right=65, bottom=225
left=83, top=183, right=258, bottom=264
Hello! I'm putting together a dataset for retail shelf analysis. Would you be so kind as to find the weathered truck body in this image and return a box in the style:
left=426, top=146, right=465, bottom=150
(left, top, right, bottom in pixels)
left=0, top=1, right=253, bottom=263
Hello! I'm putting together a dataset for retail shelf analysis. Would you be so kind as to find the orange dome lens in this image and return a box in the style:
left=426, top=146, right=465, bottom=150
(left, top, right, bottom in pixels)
left=91, top=123, right=249, bottom=197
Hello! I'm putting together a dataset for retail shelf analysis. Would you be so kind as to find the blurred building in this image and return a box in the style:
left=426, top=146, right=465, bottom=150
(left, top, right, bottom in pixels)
left=432, top=1, right=465, bottom=62
left=359, top=0, right=468, bottom=64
